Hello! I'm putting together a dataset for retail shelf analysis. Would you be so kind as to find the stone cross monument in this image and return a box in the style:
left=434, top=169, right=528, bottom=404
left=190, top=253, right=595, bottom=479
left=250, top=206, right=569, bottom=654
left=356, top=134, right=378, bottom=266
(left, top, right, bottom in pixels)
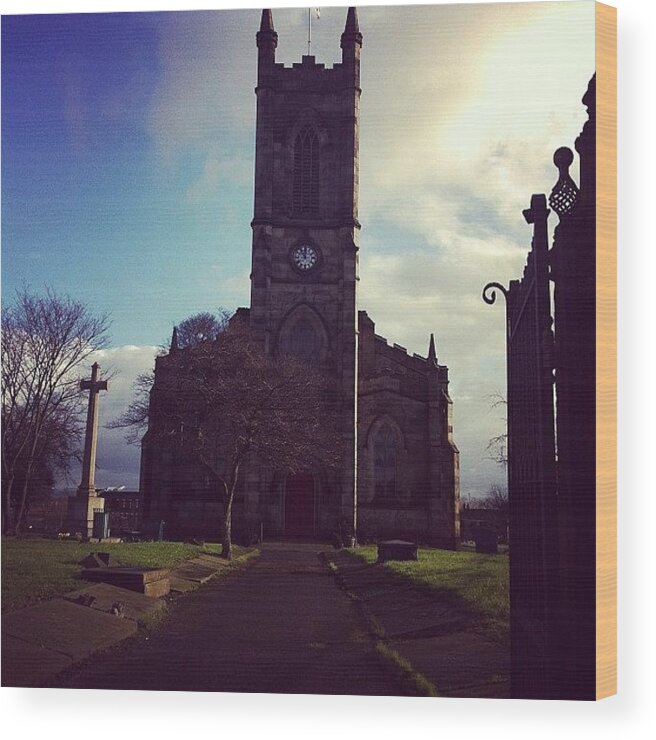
left=70, top=362, right=109, bottom=538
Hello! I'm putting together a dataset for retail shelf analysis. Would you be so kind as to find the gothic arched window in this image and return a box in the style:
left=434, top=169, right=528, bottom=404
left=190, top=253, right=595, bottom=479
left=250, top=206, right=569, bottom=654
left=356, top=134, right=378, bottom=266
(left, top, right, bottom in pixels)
left=293, top=125, right=320, bottom=215
left=374, top=424, right=398, bottom=500
left=277, top=305, right=328, bottom=365
left=287, top=318, right=317, bottom=363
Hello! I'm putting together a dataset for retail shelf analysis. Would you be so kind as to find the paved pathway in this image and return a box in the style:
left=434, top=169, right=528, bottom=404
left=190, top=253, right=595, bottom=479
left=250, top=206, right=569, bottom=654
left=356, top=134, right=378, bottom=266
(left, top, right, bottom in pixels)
left=53, top=542, right=403, bottom=695
left=329, top=550, right=510, bottom=698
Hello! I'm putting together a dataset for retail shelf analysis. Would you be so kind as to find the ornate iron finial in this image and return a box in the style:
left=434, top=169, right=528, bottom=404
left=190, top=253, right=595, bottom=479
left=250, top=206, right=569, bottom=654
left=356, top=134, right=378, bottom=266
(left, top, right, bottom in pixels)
left=549, top=147, right=580, bottom=218
left=482, top=282, right=509, bottom=306
left=522, top=193, right=549, bottom=225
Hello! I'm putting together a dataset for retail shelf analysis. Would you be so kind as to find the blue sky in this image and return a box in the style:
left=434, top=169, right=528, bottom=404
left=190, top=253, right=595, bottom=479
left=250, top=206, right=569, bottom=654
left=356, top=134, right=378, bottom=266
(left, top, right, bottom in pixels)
left=1, top=3, right=595, bottom=494
left=2, top=10, right=256, bottom=342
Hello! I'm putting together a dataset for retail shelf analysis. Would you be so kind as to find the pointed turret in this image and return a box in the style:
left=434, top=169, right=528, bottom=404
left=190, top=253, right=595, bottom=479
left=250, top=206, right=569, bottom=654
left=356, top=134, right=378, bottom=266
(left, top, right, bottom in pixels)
left=259, top=8, right=274, bottom=32
left=428, top=333, right=438, bottom=367
left=427, top=333, right=437, bottom=367
left=344, top=6, right=360, bottom=34
left=341, top=6, right=362, bottom=49
left=341, top=7, right=363, bottom=74
left=170, top=325, right=179, bottom=354
left=257, top=9, right=278, bottom=80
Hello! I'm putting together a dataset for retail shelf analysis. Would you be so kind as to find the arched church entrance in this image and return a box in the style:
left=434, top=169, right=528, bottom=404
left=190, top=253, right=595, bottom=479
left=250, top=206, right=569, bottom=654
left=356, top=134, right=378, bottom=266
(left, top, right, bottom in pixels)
left=284, top=472, right=315, bottom=537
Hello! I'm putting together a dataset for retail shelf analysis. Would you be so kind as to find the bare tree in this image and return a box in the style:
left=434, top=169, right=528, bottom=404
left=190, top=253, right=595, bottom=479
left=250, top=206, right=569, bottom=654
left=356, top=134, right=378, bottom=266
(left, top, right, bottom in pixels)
left=1, top=287, right=110, bottom=534
left=480, top=483, right=509, bottom=513
left=113, top=315, right=340, bottom=559
left=485, top=391, right=508, bottom=469
left=110, top=370, right=155, bottom=446
left=175, top=311, right=228, bottom=349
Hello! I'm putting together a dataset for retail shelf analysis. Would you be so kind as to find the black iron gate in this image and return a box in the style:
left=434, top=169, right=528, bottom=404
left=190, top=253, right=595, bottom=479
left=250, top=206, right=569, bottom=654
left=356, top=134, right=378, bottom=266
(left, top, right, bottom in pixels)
left=483, top=75, right=597, bottom=701
left=483, top=193, right=558, bottom=699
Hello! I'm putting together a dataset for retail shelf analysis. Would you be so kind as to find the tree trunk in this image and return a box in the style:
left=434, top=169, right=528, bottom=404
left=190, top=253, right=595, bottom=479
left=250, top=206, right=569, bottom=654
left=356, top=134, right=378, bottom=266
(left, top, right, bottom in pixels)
left=14, top=472, right=31, bottom=537
left=220, top=463, right=240, bottom=561
left=2, top=474, right=15, bottom=535
left=14, top=430, right=39, bottom=536
left=221, top=494, right=233, bottom=561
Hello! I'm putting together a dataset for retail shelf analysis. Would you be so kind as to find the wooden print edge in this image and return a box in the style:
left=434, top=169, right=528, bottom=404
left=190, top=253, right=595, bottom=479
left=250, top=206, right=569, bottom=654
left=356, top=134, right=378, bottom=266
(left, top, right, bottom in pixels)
left=595, top=0, right=617, bottom=701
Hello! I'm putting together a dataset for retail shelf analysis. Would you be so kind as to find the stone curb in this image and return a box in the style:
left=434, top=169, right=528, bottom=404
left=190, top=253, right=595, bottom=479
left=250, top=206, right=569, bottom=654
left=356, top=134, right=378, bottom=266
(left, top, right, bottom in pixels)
left=318, top=550, right=438, bottom=697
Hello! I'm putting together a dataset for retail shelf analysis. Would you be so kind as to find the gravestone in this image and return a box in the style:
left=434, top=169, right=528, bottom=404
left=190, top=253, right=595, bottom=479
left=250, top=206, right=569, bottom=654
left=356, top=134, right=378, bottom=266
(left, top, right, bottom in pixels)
left=79, top=552, right=116, bottom=569
left=377, top=539, right=418, bottom=563
left=81, top=566, right=170, bottom=598
left=92, top=511, right=111, bottom=539
left=474, top=527, right=498, bottom=554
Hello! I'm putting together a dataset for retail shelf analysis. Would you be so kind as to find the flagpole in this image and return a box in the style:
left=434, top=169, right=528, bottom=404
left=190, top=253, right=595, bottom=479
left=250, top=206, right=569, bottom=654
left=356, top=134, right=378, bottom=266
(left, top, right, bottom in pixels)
left=308, top=8, right=311, bottom=55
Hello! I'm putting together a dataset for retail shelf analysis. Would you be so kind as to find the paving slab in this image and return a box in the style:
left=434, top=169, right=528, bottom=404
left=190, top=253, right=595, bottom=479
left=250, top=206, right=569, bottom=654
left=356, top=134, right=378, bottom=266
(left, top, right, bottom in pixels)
left=63, top=582, right=166, bottom=624
left=332, top=552, right=469, bottom=638
left=389, top=632, right=510, bottom=697
left=169, top=576, right=201, bottom=593
left=364, top=598, right=468, bottom=639
left=1, top=634, right=73, bottom=688
left=171, top=561, right=219, bottom=583
left=2, top=599, right=137, bottom=663
left=193, top=553, right=231, bottom=568
left=328, top=548, right=510, bottom=696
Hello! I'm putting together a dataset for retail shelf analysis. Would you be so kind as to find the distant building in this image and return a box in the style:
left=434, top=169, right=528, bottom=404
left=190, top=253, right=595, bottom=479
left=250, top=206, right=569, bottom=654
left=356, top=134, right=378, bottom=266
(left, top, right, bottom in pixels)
left=100, top=490, right=141, bottom=534
left=459, top=505, right=509, bottom=544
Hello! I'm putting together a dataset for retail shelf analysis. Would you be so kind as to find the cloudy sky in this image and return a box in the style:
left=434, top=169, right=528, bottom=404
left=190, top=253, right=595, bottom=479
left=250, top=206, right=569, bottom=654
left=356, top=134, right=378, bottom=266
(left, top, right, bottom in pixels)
left=1, top=2, right=595, bottom=496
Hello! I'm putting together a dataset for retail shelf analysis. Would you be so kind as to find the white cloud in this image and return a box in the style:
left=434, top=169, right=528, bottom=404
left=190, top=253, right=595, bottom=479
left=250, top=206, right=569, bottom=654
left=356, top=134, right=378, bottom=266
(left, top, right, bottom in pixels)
left=130, top=3, right=594, bottom=497
left=350, top=1, right=593, bottom=496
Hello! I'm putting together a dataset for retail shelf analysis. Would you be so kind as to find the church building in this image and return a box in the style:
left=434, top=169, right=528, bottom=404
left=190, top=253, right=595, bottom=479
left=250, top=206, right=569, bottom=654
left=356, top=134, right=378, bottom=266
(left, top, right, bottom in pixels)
left=140, top=8, right=460, bottom=548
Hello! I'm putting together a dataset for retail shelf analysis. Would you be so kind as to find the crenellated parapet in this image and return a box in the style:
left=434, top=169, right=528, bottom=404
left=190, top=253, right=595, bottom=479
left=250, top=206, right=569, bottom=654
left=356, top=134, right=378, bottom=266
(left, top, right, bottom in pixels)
left=359, top=311, right=449, bottom=379
left=358, top=310, right=451, bottom=404
left=256, top=8, right=361, bottom=93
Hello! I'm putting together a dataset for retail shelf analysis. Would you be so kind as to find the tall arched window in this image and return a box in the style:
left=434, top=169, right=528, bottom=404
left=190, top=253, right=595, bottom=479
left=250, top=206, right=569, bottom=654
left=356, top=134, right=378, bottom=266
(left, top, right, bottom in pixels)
left=374, top=424, right=397, bottom=499
left=287, top=317, right=317, bottom=363
left=277, top=305, right=328, bottom=365
left=293, top=125, right=320, bottom=215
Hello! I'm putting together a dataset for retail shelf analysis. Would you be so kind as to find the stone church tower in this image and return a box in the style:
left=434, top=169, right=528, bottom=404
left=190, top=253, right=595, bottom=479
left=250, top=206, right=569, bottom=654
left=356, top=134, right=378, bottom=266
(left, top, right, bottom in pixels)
left=246, top=8, right=361, bottom=539
left=140, top=8, right=460, bottom=548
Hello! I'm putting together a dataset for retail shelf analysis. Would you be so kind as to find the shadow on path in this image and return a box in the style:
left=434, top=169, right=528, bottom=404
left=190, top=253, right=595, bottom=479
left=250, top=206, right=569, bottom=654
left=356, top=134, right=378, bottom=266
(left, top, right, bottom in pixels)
left=53, top=543, right=406, bottom=695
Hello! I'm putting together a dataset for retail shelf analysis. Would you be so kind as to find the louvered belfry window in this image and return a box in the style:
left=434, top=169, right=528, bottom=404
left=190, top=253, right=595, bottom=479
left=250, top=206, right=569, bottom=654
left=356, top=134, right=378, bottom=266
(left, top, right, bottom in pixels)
left=293, top=125, right=320, bottom=215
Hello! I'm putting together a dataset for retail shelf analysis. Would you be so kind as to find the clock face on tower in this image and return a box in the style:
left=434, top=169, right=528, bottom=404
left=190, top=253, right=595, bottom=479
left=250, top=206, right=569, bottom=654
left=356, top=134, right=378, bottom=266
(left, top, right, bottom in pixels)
left=292, top=244, right=318, bottom=272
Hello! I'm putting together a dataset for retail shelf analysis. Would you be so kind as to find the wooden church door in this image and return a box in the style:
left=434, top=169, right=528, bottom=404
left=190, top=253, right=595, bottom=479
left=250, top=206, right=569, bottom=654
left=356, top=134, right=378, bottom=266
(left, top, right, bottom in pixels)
left=284, top=472, right=315, bottom=536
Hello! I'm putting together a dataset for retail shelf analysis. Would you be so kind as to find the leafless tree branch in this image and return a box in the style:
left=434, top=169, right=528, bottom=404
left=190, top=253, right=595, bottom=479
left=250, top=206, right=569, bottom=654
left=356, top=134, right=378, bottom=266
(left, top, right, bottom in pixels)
left=1, top=286, right=111, bottom=534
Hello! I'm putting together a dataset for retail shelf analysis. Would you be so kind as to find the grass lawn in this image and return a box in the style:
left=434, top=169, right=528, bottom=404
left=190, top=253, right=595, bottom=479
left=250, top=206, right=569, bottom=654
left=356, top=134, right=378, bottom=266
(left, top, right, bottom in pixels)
left=350, top=546, right=509, bottom=641
left=1, top=538, right=248, bottom=613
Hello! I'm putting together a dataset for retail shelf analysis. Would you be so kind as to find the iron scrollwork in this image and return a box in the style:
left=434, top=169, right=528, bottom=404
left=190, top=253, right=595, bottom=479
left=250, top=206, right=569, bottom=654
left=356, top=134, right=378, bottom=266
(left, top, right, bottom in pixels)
left=482, top=282, right=509, bottom=306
